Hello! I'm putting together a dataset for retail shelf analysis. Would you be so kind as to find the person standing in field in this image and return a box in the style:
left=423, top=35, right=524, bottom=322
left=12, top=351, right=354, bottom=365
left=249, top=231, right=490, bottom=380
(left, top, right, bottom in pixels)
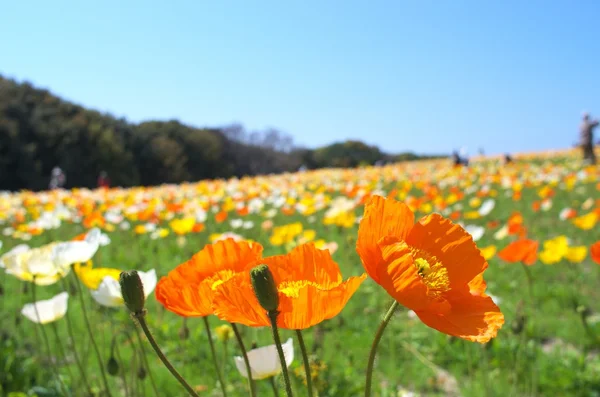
left=48, top=167, right=66, bottom=190
left=97, top=170, right=110, bottom=188
left=580, top=112, right=598, bottom=164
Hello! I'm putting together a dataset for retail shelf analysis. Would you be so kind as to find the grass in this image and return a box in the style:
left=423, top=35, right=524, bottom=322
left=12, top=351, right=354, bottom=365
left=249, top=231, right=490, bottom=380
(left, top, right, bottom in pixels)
left=1, top=152, right=600, bottom=396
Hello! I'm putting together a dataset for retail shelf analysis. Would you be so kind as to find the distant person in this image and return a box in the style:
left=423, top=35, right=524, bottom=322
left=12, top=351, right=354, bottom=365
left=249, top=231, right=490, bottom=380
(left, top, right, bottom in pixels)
left=503, top=153, right=513, bottom=165
left=580, top=112, right=598, bottom=164
left=49, top=167, right=66, bottom=190
left=97, top=171, right=110, bottom=188
left=451, top=151, right=462, bottom=167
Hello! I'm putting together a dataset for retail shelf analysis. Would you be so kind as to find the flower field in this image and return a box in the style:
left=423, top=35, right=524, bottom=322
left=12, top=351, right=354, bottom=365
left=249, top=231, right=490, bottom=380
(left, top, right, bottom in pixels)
left=1, top=149, right=600, bottom=397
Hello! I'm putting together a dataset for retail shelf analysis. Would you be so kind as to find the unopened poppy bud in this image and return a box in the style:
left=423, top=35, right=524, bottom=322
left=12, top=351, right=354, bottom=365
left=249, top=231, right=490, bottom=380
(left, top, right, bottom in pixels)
left=119, top=271, right=146, bottom=315
left=137, top=366, right=147, bottom=380
left=215, top=324, right=234, bottom=343
left=250, top=264, right=279, bottom=312
left=107, top=356, right=119, bottom=376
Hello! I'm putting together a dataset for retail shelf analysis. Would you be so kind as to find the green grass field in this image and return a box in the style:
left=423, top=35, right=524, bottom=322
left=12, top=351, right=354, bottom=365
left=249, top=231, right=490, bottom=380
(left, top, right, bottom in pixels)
left=1, top=152, right=600, bottom=397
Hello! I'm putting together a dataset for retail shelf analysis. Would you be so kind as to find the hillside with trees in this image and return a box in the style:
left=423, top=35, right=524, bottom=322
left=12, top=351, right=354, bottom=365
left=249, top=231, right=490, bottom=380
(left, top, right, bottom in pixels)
left=0, top=75, right=443, bottom=191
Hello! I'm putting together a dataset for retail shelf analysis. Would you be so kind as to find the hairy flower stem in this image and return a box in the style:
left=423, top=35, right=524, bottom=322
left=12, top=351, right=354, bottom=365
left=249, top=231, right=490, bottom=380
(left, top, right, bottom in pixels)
left=365, top=300, right=399, bottom=397
left=51, top=322, right=75, bottom=380
left=32, top=281, right=68, bottom=395
left=270, top=376, right=281, bottom=397
left=295, top=330, right=314, bottom=397
left=72, top=272, right=113, bottom=397
left=231, top=323, right=256, bottom=397
left=59, top=278, right=93, bottom=396
left=203, top=317, right=228, bottom=397
left=134, top=326, right=160, bottom=397
left=268, top=311, right=293, bottom=397
left=134, top=312, right=200, bottom=397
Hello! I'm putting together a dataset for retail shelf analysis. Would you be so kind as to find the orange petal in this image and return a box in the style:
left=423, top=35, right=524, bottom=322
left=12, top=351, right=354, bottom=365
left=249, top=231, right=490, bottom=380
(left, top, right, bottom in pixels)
left=376, top=236, right=430, bottom=311
left=357, top=196, right=415, bottom=283
left=261, top=243, right=342, bottom=287
left=179, top=239, right=263, bottom=282
left=277, top=274, right=367, bottom=330
left=468, top=272, right=488, bottom=297
left=591, top=241, right=600, bottom=265
left=155, top=275, right=212, bottom=317
left=498, top=239, right=538, bottom=265
left=406, top=213, right=487, bottom=289
left=211, top=272, right=270, bottom=327
left=415, top=293, right=504, bottom=343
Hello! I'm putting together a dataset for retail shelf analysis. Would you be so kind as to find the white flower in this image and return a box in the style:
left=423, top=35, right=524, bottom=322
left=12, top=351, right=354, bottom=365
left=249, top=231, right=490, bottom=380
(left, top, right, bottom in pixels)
left=120, top=221, right=131, bottom=230
left=21, top=292, right=69, bottom=324
left=235, top=338, right=294, bottom=380
left=0, top=244, right=30, bottom=268
left=494, top=225, right=509, bottom=240
left=52, top=228, right=101, bottom=268
left=230, top=219, right=243, bottom=229
left=242, top=221, right=254, bottom=229
left=478, top=199, right=495, bottom=216
left=464, top=225, right=484, bottom=242
left=3, top=243, right=70, bottom=285
left=91, top=269, right=157, bottom=308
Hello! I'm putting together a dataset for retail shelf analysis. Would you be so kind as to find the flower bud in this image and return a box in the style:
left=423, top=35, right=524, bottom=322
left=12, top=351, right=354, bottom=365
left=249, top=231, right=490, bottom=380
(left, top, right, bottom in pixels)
left=215, top=324, right=234, bottom=343
left=137, top=366, right=147, bottom=380
left=250, top=264, right=279, bottom=312
left=107, top=356, right=119, bottom=376
left=119, top=271, right=146, bottom=315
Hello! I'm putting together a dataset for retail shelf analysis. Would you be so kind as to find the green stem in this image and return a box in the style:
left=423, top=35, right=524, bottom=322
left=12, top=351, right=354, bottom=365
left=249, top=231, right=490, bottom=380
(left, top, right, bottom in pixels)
left=134, top=313, right=200, bottom=397
left=60, top=278, right=93, bottom=396
left=270, top=376, right=281, bottom=397
left=267, top=311, right=293, bottom=397
left=365, top=300, right=399, bottom=397
left=295, top=330, right=314, bottom=397
left=32, top=282, right=68, bottom=395
left=72, top=272, right=113, bottom=397
left=231, top=323, right=256, bottom=397
left=521, top=263, right=534, bottom=304
left=203, top=317, right=228, bottom=397
left=112, top=341, right=130, bottom=397
left=134, top=326, right=160, bottom=397
left=51, top=322, right=75, bottom=381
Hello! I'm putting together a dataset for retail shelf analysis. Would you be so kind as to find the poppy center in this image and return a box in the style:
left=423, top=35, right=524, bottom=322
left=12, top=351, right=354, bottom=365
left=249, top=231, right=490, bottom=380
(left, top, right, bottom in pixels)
left=411, top=249, right=450, bottom=297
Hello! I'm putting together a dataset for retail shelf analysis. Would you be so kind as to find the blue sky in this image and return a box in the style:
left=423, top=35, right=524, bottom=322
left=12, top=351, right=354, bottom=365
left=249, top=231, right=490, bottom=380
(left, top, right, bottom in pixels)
left=2, top=1, right=599, bottom=155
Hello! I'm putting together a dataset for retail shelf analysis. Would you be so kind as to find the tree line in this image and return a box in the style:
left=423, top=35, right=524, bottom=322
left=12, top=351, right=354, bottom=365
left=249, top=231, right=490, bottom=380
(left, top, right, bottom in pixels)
left=0, top=75, right=443, bottom=191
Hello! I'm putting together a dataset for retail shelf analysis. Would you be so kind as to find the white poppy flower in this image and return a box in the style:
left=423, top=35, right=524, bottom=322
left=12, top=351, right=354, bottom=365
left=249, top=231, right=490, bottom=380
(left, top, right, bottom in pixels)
left=234, top=338, right=294, bottom=380
left=0, top=244, right=30, bottom=268
left=52, top=228, right=101, bottom=268
left=21, top=292, right=69, bottom=324
left=494, top=225, right=509, bottom=240
left=478, top=199, right=495, bottom=216
left=230, top=219, right=243, bottom=229
left=91, top=269, right=157, bottom=308
left=464, top=225, right=484, bottom=242
left=242, top=221, right=254, bottom=229
left=3, top=243, right=69, bottom=285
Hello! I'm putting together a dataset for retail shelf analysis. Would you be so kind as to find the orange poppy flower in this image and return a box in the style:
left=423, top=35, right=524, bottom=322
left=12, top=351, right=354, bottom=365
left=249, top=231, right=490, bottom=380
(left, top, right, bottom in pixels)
left=497, top=239, right=538, bottom=265
left=155, top=239, right=263, bottom=317
left=211, top=243, right=366, bottom=329
left=591, top=241, right=600, bottom=265
left=356, top=195, right=503, bottom=343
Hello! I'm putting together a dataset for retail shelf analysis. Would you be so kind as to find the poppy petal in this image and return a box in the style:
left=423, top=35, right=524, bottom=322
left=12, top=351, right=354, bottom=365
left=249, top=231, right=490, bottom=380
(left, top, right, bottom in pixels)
left=415, top=293, right=504, bottom=343
left=357, top=196, right=415, bottom=283
left=155, top=276, right=212, bottom=317
left=262, top=243, right=343, bottom=287
left=591, top=241, right=600, bottom=265
left=498, top=239, right=538, bottom=265
left=180, top=239, right=263, bottom=282
left=406, top=213, right=487, bottom=288
left=277, top=274, right=367, bottom=329
left=376, top=236, right=430, bottom=311
left=212, top=272, right=270, bottom=327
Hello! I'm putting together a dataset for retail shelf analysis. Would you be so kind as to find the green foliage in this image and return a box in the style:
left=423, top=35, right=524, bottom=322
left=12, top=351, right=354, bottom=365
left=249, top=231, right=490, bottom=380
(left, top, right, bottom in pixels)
left=0, top=76, right=441, bottom=190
